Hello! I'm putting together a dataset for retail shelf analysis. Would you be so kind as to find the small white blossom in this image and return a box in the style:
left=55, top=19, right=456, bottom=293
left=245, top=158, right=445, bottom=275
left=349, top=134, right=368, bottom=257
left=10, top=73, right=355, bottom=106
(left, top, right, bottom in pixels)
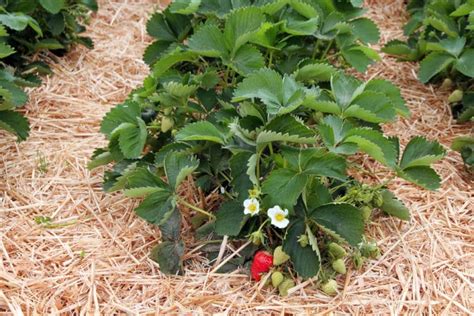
left=243, top=198, right=260, bottom=216
left=267, top=205, right=289, bottom=229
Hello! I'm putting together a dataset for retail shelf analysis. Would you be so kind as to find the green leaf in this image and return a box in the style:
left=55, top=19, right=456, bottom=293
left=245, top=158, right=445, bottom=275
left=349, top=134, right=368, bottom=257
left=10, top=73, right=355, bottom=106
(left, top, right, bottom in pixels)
left=224, top=7, right=266, bottom=53
left=0, top=13, right=42, bottom=35
left=399, top=136, right=445, bottom=169
left=318, top=115, right=358, bottom=154
left=152, top=48, right=197, bottom=77
left=123, top=167, right=168, bottom=197
left=418, top=52, right=455, bottom=83
left=425, top=16, right=458, bottom=37
left=293, top=63, right=337, bottom=83
left=143, top=40, right=172, bottom=66
left=188, top=24, right=226, bottom=57
left=261, top=168, right=307, bottom=210
left=232, top=69, right=305, bottom=116
left=365, top=79, right=409, bottom=117
left=150, top=240, right=184, bottom=274
left=399, top=166, right=441, bottom=190
left=164, top=151, right=199, bottom=190
left=330, top=72, right=361, bottom=109
left=39, top=0, right=65, bottom=14
left=87, top=150, right=113, bottom=170
left=0, top=110, right=30, bottom=141
left=256, top=115, right=315, bottom=146
left=345, top=91, right=396, bottom=123
left=455, top=49, right=474, bottom=78
left=351, top=18, right=380, bottom=44
left=309, top=203, right=364, bottom=246
left=380, top=190, right=410, bottom=221
left=344, top=128, right=398, bottom=167
left=215, top=200, right=247, bottom=236
left=0, top=42, right=15, bottom=58
left=283, top=218, right=320, bottom=279
left=438, top=37, right=466, bottom=57
left=135, top=191, right=175, bottom=225
left=117, top=118, right=147, bottom=159
left=229, top=151, right=253, bottom=201
left=303, top=152, right=347, bottom=181
left=34, top=39, right=64, bottom=51
left=175, top=121, right=226, bottom=144
left=342, top=46, right=379, bottom=72
left=146, top=11, right=190, bottom=42
left=100, top=101, right=141, bottom=136
left=169, top=0, right=201, bottom=14
left=229, top=44, right=265, bottom=75
left=159, top=208, right=182, bottom=241
left=382, top=39, right=416, bottom=57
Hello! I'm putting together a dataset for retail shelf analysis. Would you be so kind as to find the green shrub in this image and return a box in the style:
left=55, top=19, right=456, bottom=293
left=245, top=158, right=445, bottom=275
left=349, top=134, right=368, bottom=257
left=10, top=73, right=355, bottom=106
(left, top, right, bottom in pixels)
left=90, top=0, right=445, bottom=289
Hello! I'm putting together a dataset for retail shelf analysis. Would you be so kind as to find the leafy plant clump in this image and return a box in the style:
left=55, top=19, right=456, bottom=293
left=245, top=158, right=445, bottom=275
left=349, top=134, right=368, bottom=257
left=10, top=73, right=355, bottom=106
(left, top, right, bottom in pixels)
left=90, top=0, right=445, bottom=294
left=382, top=0, right=474, bottom=123
left=0, top=0, right=98, bottom=141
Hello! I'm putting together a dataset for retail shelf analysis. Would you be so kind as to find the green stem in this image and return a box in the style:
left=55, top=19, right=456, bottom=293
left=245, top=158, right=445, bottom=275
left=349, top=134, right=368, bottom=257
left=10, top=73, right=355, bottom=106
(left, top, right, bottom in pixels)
left=178, top=199, right=216, bottom=220
left=258, top=218, right=269, bottom=231
left=320, top=40, right=333, bottom=61
left=268, top=50, right=274, bottom=67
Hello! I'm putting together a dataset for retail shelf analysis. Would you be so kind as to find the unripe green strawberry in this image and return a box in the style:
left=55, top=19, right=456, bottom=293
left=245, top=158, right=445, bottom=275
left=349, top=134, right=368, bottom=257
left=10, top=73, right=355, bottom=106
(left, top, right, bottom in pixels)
left=373, top=192, right=384, bottom=207
left=273, top=246, right=290, bottom=266
left=361, top=206, right=372, bottom=221
left=161, top=117, right=174, bottom=132
left=321, top=279, right=338, bottom=296
left=328, top=242, right=346, bottom=259
left=278, top=278, right=295, bottom=296
left=359, top=192, right=373, bottom=204
left=441, top=78, right=453, bottom=89
left=332, top=259, right=347, bottom=274
left=448, top=89, right=463, bottom=103
left=297, top=234, right=309, bottom=247
left=353, top=254, right=364, bottom=269
left=271, top=271, right=284, bottom=288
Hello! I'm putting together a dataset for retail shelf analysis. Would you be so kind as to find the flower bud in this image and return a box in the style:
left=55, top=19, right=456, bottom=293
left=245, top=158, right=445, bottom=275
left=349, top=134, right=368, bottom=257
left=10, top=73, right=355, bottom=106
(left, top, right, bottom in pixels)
left=321, top=279, right=338, bottom=296
left=271, top=271, right=284, bottom=288
left=278, top=278, right=295, bottom=296
left=328, top=242, right=347, bottom=259
left=332, top=259, right=347, bottom=274
left=448, top=89, right=463, bottom=103
left=273, top=246, right=290, bottom=266
left=297, top=234, right=309, bottom=247
left=249, top=230, right=264, bottom=246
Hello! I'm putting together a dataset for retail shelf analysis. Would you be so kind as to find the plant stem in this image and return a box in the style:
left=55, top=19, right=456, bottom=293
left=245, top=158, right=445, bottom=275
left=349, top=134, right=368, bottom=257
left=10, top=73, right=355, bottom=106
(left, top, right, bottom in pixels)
left=178, top=198, right=216, bottom=220
left=320, top=40, right=333, bottom=61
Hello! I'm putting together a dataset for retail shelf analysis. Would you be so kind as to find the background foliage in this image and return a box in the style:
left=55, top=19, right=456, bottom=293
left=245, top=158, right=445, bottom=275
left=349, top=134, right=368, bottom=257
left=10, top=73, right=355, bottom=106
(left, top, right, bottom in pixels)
left=0, top=0, right=98, bottom=141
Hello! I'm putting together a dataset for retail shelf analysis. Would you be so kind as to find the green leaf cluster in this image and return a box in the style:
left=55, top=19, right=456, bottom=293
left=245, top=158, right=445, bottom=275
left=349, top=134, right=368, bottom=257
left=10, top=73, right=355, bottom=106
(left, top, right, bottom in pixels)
left=382, top=0, right=474, bottom=122
left=91, top=0, right=445, bottom=280
left=0, top=0, right=98, bottom=141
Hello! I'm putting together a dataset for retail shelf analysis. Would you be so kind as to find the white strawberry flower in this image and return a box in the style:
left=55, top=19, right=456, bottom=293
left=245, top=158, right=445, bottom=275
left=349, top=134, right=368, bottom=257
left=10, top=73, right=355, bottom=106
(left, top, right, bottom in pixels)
left=243, top=198, right=260, bottom=216
left=267, top=205, right=289, bottom=229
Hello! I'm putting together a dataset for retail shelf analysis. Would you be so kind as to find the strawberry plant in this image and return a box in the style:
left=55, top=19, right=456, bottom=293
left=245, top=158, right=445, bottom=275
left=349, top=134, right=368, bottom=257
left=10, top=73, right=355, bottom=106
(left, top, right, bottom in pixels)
left=90, top=0, right=445, bottom=294
left=0, top=0, right=97, bottom=141
left=383, top=0, right=474, bottom=123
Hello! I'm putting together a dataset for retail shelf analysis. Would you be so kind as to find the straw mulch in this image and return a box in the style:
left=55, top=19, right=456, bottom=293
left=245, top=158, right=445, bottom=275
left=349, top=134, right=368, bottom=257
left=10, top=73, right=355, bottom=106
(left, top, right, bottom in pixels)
left=1, top=0, right=472, bottom=314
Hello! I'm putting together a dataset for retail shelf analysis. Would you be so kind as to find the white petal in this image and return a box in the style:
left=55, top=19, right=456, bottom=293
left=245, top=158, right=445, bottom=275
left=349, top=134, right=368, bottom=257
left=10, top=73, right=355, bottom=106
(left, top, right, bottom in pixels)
left=274, top=218, right=289, bottom=229
left=283, top=208, right=289, bottom=216
left=243, top=199, right=251, bottom=208
left=244, top=208, right=251, bottom=215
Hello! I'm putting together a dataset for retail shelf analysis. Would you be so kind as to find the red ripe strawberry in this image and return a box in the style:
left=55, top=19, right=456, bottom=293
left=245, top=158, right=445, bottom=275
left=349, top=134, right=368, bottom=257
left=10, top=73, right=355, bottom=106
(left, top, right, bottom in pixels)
left=251, top=250, right=273, bottom=281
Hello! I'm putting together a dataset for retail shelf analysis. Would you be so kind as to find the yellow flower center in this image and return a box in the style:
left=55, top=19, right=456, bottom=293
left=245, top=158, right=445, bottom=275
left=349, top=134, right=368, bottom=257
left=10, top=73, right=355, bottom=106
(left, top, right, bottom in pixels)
left=275, top=213, right=285, bottom=222
left=248, top=203, right=257, bottom=213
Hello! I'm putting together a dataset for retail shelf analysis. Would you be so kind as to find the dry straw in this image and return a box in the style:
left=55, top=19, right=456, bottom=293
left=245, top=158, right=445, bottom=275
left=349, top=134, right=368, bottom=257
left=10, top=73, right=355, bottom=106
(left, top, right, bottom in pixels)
left=1, top=0, right=472, bottom=314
